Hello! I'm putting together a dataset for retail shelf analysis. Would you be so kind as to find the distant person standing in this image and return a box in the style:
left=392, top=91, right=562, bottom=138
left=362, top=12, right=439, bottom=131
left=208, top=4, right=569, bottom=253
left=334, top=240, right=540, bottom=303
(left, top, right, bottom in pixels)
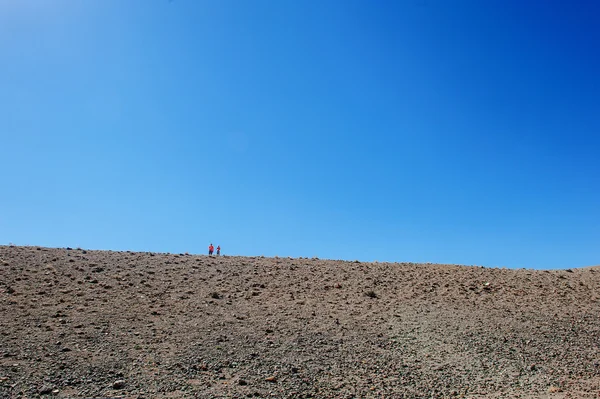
left=208, top=243, right=214, bottom=256
left=216, top=245, right=221, bottom=256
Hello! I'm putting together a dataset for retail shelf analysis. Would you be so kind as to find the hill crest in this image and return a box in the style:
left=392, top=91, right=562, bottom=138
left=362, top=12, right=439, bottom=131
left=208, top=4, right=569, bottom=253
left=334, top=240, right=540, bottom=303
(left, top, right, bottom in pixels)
left=1, top=246, right=599, bottom=398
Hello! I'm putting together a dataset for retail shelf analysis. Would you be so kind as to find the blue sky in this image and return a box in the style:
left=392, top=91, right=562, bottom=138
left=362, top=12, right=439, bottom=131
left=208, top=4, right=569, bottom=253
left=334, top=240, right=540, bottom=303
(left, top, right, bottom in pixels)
left=1, top=0, right=598, bottom=269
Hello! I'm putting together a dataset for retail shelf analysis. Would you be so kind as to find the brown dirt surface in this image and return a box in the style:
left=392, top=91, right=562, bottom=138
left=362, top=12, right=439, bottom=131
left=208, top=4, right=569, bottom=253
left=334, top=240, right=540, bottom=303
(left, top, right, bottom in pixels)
left=1, top=245, right=599, bottom=398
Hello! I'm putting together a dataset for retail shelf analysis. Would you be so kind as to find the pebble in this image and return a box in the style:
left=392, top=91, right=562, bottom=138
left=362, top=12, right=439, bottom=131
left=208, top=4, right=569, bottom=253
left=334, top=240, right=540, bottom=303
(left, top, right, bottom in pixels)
left=113, top=380, right=126, bottom=389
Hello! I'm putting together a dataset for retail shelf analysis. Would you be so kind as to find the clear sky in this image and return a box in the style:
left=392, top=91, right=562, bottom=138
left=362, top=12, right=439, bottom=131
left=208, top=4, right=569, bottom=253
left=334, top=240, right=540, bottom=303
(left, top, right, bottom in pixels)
left=1, top=0, right=598, bottom=269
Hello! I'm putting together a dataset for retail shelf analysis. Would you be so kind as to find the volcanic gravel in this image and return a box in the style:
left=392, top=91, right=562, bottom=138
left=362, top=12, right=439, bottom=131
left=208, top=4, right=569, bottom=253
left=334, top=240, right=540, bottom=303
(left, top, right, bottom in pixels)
left=1, top=246, right=599, bottom=398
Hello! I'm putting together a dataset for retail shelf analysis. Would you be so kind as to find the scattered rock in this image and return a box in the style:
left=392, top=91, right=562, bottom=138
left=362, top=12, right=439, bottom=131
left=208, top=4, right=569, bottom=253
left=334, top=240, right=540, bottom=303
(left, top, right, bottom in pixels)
left=365, top=290, right=378, bottom=298
left=38, top=385, right=53, bottom=395
left=1, top=245, right=599, bottom=398
left=113, top=380, right=126, bottom=389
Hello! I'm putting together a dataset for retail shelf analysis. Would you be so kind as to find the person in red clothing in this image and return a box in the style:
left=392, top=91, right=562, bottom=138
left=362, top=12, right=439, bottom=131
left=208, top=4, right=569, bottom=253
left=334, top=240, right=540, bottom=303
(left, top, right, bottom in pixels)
left=208, top=243, right=214, bottom=256
left=216, top=245, right=221, bottom=256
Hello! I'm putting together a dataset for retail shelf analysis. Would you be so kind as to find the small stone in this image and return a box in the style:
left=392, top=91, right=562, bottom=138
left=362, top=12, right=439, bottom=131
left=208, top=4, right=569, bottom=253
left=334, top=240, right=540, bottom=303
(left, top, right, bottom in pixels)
left=39, top=385, right=53, bottom=395
left=548, top=386, right=561, bottom=393
left=113, top=380, right=126, bottom=389
left=265, top=376, right=277, bottom=383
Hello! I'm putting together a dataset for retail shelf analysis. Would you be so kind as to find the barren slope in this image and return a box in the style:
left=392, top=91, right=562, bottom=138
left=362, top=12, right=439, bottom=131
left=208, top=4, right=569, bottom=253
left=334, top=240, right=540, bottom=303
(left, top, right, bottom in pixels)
left=1, top=246, right=599, bottom=398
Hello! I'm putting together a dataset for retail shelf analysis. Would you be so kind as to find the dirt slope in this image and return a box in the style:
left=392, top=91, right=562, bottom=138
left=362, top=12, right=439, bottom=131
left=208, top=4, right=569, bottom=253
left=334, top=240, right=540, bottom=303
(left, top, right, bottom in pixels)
left=1, top=246, right=599, bottom=398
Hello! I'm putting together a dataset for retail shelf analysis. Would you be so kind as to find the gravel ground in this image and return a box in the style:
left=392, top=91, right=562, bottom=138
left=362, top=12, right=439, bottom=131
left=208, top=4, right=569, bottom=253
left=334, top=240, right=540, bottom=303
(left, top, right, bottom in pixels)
left=1, top=245, right=599, bottom=398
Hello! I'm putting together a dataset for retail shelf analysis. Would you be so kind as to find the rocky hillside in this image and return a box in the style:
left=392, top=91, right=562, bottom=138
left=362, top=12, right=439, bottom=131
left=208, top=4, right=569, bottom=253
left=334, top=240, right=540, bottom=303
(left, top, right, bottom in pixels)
left=1, top=246, right=599, bottom=398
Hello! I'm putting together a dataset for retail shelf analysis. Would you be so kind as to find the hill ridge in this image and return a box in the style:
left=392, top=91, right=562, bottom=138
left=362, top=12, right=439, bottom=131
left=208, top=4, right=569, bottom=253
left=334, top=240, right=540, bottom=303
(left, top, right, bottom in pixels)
left=1, top=246, right=599, bottom=398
